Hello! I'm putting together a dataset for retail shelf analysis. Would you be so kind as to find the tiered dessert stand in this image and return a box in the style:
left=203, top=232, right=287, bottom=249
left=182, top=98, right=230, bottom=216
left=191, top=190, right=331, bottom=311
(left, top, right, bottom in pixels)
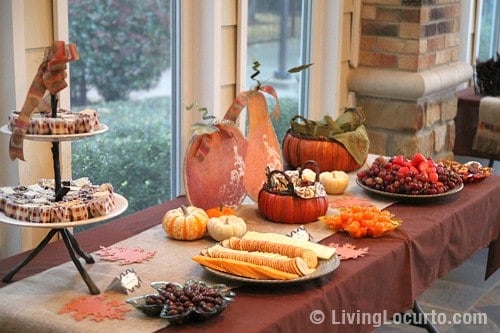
left=0, top=95, right=128, bottom=294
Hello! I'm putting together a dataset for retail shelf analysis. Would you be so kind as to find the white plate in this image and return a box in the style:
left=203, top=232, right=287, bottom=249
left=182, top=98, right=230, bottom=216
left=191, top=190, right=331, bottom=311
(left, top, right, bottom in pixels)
left=201, top=254, right=340, bottom=285
left=0, top=194, right=128, bottom=228
left=0, top=124, right=108, bottom=142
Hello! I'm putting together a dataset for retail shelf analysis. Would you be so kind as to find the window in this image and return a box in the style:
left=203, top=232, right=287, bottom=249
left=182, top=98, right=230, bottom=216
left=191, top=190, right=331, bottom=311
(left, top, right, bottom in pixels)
left=0, top=0, right=343, bottom=255
left=477, top=0, right=500, bottom=61
left=68, top=0, right=174, bottom=223
left=246, top=0, right=311, bottom=142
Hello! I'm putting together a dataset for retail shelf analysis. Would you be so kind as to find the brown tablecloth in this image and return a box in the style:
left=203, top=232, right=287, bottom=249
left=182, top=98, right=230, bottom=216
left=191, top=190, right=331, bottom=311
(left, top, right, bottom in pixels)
left=1, top=177, right=499, bottom=333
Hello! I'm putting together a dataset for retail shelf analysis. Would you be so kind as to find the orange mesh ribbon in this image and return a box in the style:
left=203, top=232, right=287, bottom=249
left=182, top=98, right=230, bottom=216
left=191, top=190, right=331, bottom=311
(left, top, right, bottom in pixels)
left=9, top=41, right=79, bottom=161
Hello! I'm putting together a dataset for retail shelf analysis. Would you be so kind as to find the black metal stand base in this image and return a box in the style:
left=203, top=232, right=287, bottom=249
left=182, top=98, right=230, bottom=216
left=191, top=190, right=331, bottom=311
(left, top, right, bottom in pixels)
left=2, top=228, right=100, bottom=295
left=411, top=301, right=440, bottom=333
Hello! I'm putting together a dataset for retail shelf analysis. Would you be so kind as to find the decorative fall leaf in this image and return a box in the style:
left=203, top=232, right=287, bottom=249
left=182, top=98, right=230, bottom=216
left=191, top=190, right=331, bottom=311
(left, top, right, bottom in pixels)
left=287, top=63, right=314, bottom=73
left=329, top=243, right=369, bottom=260
left=59, top=294, right=130, bottom=321
left=97, top=245, right=156, bottom=265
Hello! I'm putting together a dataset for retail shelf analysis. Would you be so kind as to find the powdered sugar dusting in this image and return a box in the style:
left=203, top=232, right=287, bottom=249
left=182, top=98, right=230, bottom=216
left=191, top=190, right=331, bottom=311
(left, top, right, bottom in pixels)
left=262, top=134, right=282, bottom=169
left=218, top=145, right=246, bottom=205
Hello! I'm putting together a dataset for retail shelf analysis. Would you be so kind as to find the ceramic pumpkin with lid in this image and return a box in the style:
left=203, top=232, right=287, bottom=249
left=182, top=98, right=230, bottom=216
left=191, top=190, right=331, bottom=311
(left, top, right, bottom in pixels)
left=257, top=161, right=328, bottom=224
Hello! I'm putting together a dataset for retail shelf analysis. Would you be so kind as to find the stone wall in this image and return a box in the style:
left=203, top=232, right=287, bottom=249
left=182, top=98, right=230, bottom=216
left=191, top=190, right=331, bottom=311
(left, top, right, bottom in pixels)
left=358, top=89, right=457, bottom=160
left=347, top=0, right=470, bottom=160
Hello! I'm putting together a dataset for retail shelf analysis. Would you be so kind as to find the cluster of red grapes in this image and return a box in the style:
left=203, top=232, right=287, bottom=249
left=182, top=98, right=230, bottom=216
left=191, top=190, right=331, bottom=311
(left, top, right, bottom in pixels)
left=357, top=154, right=463, bottom=195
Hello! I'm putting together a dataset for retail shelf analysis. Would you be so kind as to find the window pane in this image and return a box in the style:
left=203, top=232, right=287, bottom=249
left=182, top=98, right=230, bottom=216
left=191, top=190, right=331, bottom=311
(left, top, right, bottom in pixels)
left=68, top=0, right=173, bottom=228
left=247, top=0, right=310, bottom=143
left=478, top=0, right=500, bottom=60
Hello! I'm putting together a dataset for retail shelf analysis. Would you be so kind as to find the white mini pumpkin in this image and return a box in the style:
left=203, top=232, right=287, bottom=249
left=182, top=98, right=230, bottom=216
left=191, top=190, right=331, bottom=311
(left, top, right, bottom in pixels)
left=319, top=170, right=350, bottom=194
left=207, top=215, right=247, bottom=241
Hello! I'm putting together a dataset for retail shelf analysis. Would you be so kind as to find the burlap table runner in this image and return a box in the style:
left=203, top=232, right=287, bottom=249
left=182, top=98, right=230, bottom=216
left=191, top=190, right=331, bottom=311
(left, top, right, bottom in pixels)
left=472, top=96, right=500, bottom=157
left=0, top=171, right=394, bottom=333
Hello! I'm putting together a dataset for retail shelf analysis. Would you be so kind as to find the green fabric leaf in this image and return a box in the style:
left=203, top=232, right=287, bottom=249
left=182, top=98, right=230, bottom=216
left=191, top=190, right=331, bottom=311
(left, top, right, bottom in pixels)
left=288, top=107, right=370, bottom=165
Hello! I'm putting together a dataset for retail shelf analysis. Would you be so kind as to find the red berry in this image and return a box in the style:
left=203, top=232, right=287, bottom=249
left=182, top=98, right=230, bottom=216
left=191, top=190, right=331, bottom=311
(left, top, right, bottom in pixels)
left=392, top=155, right=404, bottom=166
left=418, top=160, right=429, bottom=172
left=429, top=172, right=439, bottom=183
left=411, top=153, right=427, bottom=167
left=427, top=166, right=436, bottom=174
left=399, top=166, right=409, bottom=175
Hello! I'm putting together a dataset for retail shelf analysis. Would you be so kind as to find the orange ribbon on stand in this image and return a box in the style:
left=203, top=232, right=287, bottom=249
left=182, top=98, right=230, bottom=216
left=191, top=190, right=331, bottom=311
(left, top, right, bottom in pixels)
left=9, top=41, right=79, bottom=161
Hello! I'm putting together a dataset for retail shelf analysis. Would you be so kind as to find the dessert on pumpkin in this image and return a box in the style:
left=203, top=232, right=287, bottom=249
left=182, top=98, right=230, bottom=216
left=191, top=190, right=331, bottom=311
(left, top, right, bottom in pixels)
left=257, top=161, right=328, bottom=224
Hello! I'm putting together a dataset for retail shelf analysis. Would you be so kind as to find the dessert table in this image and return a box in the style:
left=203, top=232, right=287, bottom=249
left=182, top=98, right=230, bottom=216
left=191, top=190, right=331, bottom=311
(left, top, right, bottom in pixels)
left=0, top=175, right=499, bottom=333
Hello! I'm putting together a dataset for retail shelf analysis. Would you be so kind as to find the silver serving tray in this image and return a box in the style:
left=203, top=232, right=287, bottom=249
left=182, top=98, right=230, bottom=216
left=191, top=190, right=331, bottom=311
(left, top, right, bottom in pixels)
left=356, top=178, right=464, bottom=202
left=0, top=124, right=108, bottom=142
left=0, top=194, right=127, bottom=228
left=200, top=254, right=340, bottom=285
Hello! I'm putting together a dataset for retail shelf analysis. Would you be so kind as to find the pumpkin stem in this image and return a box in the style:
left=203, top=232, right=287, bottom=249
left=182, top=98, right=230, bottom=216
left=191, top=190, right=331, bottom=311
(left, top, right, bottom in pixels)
left=180, top=205, right=190, bottom=216
left=224, top=217, right=230, bottom=224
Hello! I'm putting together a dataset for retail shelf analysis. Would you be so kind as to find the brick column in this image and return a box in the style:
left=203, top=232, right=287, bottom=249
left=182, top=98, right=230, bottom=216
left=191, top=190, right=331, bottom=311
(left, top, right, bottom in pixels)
left=347, top=0, right=472, bottom=160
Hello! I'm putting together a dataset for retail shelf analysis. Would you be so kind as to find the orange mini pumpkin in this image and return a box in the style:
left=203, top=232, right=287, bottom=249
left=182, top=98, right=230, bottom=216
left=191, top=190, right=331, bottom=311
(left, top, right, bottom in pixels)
left=162, top=205, right=208, bottom=240
left=205, top=205, right=237, bottom=218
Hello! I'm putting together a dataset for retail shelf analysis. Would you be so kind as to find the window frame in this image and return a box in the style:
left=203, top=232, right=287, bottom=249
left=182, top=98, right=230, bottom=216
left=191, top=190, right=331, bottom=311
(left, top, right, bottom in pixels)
left=0, top=0, right=347, bottom=197
left=0, top=0, right=347, bottom=256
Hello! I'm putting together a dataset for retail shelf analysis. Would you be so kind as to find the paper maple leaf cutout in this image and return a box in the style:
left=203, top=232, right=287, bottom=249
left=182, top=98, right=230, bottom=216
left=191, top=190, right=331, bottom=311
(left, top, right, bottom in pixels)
left=59, top=294, right=130, bottom=321
left=329, top=243, right=369, bottom=260
left=97, top=245, right=156, bottom=265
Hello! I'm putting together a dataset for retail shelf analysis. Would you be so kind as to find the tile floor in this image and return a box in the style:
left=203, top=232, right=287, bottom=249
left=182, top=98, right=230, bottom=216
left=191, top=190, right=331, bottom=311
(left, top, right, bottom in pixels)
left=375, top=157, right=499, bottom=333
